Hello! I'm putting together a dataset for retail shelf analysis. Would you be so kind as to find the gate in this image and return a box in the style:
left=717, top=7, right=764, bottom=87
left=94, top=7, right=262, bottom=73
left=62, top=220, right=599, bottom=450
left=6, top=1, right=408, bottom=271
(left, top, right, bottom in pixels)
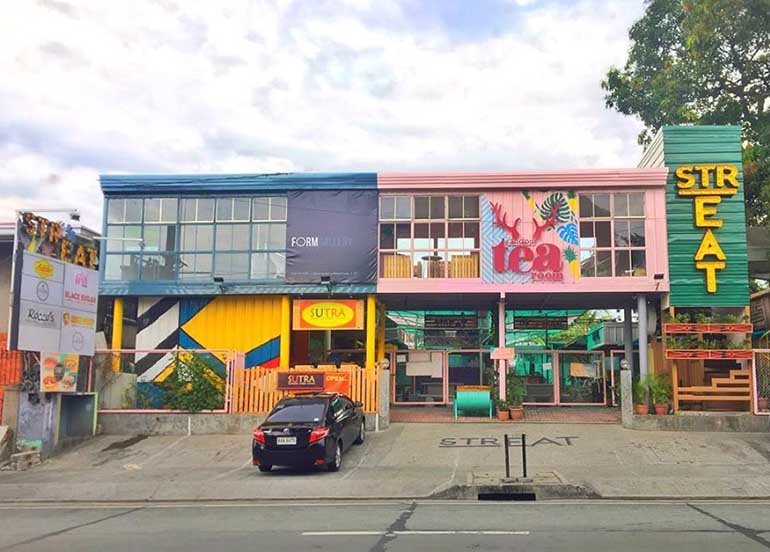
left=753, top=349, right=770, bottom=416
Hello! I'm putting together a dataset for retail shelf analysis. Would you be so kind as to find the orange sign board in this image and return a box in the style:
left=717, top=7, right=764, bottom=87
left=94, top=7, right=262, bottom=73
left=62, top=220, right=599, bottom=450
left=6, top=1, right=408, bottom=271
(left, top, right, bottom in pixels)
left=323, top=371, right=351, bottom=395
left=292, top=300, right=365, bottom=331
left=490, top=348, right=515, bottom=360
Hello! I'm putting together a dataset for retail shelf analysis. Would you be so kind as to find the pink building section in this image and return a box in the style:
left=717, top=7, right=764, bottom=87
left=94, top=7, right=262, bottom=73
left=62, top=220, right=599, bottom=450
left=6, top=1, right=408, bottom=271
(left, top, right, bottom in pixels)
left=377, top=169, right=670, bottom=295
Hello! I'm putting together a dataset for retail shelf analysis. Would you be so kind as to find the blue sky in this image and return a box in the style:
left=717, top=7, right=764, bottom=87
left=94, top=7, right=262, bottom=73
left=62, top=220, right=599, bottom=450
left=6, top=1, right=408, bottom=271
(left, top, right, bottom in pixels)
left=0, top=0, right=647, bottom=228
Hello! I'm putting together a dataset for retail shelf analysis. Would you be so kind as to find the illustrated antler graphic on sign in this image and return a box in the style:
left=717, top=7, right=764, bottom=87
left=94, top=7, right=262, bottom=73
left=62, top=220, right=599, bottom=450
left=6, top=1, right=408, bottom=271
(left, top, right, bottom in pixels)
left=490, top=202, right=520, bottom=240
left=532, top=202, right=560, bottom=241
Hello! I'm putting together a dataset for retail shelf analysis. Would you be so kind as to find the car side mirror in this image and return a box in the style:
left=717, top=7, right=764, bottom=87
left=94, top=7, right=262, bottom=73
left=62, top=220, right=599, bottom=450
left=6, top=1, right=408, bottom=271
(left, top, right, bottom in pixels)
left=354, top=401, right=363, bottom=408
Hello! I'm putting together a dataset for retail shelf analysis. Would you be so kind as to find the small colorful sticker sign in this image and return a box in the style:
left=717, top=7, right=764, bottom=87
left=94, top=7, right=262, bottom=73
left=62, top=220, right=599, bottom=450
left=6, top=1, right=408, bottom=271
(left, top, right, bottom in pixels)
left=40, top=351, right=79, bottom=393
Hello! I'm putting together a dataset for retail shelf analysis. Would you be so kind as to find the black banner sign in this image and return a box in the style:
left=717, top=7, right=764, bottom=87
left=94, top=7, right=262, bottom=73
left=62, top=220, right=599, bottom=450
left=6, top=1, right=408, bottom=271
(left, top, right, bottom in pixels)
left=277, top=371, right=326, bottom=391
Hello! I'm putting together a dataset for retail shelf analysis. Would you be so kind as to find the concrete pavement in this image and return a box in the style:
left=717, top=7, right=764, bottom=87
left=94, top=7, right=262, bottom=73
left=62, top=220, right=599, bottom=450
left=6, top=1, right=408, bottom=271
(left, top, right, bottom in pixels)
left=2, top=500, right=770, bottom=551
left=1, top=422, right=770, bottom=501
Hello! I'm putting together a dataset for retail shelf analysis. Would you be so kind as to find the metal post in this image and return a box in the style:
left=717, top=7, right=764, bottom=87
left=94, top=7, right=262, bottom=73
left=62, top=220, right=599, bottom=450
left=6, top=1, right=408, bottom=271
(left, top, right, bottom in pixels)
left=521, top=433, right=527, bottom=478
left=504, top=433, right=510, bottom=479
left=637, top=294, right=648, bottom=379
left=624, top=304, right=634, bottom=375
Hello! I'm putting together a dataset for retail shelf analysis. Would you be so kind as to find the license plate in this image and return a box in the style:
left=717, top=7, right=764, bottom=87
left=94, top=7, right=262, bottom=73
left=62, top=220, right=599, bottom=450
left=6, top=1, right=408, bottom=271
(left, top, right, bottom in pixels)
left=276, top=436, right=296, bottom=445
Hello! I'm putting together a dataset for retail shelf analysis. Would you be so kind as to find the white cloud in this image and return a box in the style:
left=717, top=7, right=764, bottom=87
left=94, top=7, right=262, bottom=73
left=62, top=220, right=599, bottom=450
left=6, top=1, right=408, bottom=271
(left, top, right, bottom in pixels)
left=0, top=0, right=646, bottom=229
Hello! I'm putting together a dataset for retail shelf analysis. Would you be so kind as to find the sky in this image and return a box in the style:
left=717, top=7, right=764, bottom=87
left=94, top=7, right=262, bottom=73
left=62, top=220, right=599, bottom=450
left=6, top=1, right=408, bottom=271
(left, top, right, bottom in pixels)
left=0, top=0, right=647, bottom=229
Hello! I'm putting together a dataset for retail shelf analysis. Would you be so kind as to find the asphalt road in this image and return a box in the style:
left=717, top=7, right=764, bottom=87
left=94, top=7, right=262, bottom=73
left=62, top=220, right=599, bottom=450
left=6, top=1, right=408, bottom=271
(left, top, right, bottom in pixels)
left=1, top=500, right=770, bottom=551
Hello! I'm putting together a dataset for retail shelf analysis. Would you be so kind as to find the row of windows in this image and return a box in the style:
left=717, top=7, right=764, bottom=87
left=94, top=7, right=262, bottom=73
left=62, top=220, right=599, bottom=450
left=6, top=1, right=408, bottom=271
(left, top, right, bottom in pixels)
left=107, top=197, right=287, bottom=224
left=104, top=252, right=286, bottom=281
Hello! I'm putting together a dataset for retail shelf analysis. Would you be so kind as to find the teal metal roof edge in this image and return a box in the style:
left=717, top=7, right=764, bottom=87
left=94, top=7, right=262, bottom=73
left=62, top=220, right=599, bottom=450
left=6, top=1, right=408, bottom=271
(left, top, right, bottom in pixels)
left=100, top=172, right=378, bottom=195
left=99, top=281, right=376, bottom=296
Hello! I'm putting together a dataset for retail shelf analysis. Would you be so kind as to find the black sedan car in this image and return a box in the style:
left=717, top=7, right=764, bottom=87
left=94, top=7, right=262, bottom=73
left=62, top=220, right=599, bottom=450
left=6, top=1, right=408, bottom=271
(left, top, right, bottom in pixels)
left=252, top=392, right=365, bottom=472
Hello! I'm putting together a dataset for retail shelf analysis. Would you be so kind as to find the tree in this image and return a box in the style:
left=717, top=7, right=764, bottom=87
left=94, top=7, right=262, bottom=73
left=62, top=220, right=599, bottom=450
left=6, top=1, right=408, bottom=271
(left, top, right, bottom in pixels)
left=602, top=0, right=770, bottom=224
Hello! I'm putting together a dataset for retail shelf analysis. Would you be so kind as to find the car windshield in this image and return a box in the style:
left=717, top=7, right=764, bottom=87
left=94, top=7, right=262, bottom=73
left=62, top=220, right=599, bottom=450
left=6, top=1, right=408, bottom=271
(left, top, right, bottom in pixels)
left=266, top=402, right=326, bottom=423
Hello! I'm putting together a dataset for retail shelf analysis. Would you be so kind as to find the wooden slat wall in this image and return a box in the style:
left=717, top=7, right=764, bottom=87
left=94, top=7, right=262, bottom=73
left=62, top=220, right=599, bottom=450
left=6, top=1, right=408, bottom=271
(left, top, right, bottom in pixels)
left=230, top=365, right=380, bottom=414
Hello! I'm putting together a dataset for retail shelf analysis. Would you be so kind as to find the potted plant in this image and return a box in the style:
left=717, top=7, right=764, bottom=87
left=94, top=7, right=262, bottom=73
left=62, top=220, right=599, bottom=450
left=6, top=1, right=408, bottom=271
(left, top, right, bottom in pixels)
left=632, top=378, right=649, bottom=415
left=496, top=400, right=510, bottom=421
left=507, top=378, right=526, bottom=421
left=649, top=374, right=672, bottom=415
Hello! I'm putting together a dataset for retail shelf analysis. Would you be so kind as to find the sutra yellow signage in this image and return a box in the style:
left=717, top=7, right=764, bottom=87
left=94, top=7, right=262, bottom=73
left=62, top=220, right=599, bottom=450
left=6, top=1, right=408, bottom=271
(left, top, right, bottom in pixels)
left=292, top=299, right=365, bottom=330
left=674, top=164, right=739, bottom=293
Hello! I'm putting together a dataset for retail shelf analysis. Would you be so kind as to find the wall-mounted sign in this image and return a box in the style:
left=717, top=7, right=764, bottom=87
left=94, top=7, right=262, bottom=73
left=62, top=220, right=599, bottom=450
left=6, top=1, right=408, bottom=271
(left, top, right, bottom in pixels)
left=490, top=348, right=515, bottom=360
left=674, top=164, right=739, bottom=293
left=285, top=190, right=378, bottom=284
left=323, top=371, right=351, bottom=395
left=277, top=371, right=325, bottom=391
left=513, top=316, right=568, bottom=330
left=292, top=299, right=365, bottom=331
left=40, top=351, right=79, bottom=393
left=424, top=314, right=477, bottom=329
left=481, top=191, right=579, bottom=284
left=20, top=212, right=98, bottom=268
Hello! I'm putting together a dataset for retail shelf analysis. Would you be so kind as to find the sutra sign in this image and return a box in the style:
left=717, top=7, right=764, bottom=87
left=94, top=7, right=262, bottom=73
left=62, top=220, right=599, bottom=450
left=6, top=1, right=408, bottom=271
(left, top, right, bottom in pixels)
left=674, top=164, right=740, bottom=293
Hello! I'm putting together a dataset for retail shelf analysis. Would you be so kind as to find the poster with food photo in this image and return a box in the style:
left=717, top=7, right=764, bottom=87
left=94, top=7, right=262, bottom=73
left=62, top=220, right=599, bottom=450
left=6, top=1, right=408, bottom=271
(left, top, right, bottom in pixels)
left=40, top=351, right=79, bottom=392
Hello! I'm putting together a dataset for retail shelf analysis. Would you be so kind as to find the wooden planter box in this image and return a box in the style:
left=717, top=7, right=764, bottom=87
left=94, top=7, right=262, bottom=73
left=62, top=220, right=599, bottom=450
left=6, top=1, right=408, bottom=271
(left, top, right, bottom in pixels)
left=664, top=323, right=753, bottom=334
left=665, top=349, right=754, bottom=360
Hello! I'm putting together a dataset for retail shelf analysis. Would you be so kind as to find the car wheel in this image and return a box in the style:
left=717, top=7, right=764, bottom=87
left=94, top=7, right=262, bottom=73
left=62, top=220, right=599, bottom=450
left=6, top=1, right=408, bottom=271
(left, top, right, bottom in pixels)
left=258, top=464, right=272, bottom=472
left=328, top=441, right=342, bottom=472
left=354, top=420, right=365, bottom=445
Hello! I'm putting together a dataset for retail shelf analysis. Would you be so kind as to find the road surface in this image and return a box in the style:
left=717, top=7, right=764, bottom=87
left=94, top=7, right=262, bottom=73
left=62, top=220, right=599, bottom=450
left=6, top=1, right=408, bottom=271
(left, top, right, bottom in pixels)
left=1, top=500, right=770, bottom=551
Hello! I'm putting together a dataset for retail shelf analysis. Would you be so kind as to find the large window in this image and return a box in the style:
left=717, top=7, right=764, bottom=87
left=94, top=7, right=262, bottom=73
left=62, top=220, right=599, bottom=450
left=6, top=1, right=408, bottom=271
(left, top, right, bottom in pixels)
left=578, top=192, right=646, bottom=278
left=104, top=195, right=287, bottom=282
left=379, top=195, right=480, bottom=279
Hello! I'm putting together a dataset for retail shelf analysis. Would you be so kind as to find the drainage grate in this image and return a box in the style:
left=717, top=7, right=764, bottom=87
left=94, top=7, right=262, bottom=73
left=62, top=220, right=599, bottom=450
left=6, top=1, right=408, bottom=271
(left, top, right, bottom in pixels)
left=477, top=492, right=536, bottom=501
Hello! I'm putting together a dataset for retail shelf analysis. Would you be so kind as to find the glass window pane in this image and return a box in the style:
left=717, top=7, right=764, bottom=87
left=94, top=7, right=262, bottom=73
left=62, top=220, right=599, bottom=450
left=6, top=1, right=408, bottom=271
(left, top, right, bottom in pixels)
left=124, top=226, right=142, bottom=251
left=215, top=252, right=249, bottom=279
left=629, top=220, right=645, bottom=246
left=253, top=198, right=270, bottom=221
left=216, top=198, right=233, bottom=221
left=463, top=196, right=479, bottom=218
left=233, top=198, right=250, bottom=221
left=270, top=197, right=287, bottom=221
left=593, top=194, right=610, bottom=217
left=143, top=225, right=161, bottom=251
left=216, top=225, right=233, bottom=250
left=380, top=196, right=395, bottom=220
left=231, top=224, right=249, bottom=250
left=615, top=250, right=631, bottom=277
left=144, top=199, right=161, bottom=223
left=143, top=225, right=176, bottom=252
left=579, top=195, right=593, bottom=218
left=614, top=193, right=629, bottom=217
left=181, top=226, right=195, bottom=251
left=430, top=222, right=445, bottom=239
left=628, top=192, right=645, bottom=216
left=269, top=252, right=285, bottom=279
left=197, top=199, right=214, bottom=222
left=595, top=221, right=611, bottom=247
left=596, top=250, right=612, bottom=276
left=182, top=199, right=197, bottom=222
left=579, top=221, right=593, bottom=237
left=448, top=196, right=463, bottom=219
left=614, top=220, right=630, bottom=246
left=251, top=252, right=268, bottom=279
left=395, top=223, right=411, bottom=250
left=379, top=224, right=395, bottom=249
left=141, top=254, right=176, bottom=280
left=414, top=251, right=445, bottom=278
left=580, top=250, right=595, bottom=277
left=106, top=226, right=123, bottom=252
left=124, top=199, right=143, bottom=223
left=105, top=254, right=140, bottom=280
left=414, top=197, right=430, bottom=219
left=464, top=222, right=479, bottom=248
left=414, top=223, right=429, bottom=239
left=268, top=223, right=285, bottom=249
left=160, top=198, right=177, bottom=222
left=448, top=222, right=463, bottom=238
left=430, top=196, right=445, bottom=219
left=179, top=253, right=212, bottom=280
left=631, top=250, right=646, bottom=276
left=107, top=199, right=124, bottom=223
left=395, top=196, right=411, bottom=219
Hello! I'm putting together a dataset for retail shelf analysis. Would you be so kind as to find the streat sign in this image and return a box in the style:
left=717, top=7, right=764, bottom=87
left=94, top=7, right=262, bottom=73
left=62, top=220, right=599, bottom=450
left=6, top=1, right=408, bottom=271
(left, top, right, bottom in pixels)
left=481, top=192, right=580, bottom=285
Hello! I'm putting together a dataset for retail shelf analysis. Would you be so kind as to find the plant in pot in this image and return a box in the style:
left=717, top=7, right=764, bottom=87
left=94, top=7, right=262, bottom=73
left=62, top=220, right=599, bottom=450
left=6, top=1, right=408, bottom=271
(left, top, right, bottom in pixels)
left=496, top=400, right=510, bottom=421
left=507, top=378, right=526, bottom=421
left=632, top=378, right=649, bottom=415
left=649, top=374, right=672, bottom=415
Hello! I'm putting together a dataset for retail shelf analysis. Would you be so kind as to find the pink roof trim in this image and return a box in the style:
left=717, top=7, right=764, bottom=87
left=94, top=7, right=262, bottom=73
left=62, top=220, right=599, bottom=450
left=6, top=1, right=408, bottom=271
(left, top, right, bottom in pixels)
left=378, top=168, right=669, bottom=190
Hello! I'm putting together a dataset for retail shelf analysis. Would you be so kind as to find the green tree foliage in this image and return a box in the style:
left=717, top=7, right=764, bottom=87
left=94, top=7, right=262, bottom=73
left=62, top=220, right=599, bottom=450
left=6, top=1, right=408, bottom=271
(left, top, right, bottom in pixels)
left=602, top=0, right=770, bottom=224
left=164, top=353, right=225, bottom=412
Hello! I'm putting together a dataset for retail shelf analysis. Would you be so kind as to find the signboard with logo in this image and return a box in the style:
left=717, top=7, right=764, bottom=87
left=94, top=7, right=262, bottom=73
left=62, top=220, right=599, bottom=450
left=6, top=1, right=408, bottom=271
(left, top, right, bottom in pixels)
left=292, top=299, right=365, bottom=331
left=323, top=371, right=351, bottom=395
left=513, top=315, right=568, bottom=330
left=40, top=351, right=79, bottom=393
left=277, top=371, right=325, bottom=392
left=14, top=252, right=98, bottom=355
left=285, top=190, right=378, bottom=284
left=424, top=314, right=477, bottom=329
left=480, top=191, right=579, bottom=284
left=650, top=126, right=750, bottom=307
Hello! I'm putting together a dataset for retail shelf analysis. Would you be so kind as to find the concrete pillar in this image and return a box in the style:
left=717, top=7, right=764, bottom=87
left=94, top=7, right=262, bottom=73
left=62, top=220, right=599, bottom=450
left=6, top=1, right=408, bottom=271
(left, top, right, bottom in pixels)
left=377, top=368, right=390, bottom=431
left=623, top=304, right=634, bottom=374
left=111, top=297, right=123, bottom=372
left=376, top=303, right=386, bottom=362
left=498, top=299, right=506, bottom=402
left=279, top=295, right=291, bottom=368
left=637, top=294, right=648, bottom=378
left=620, top=369, right=634, bottom=428
left=365, top=295, right=376, bottom=370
